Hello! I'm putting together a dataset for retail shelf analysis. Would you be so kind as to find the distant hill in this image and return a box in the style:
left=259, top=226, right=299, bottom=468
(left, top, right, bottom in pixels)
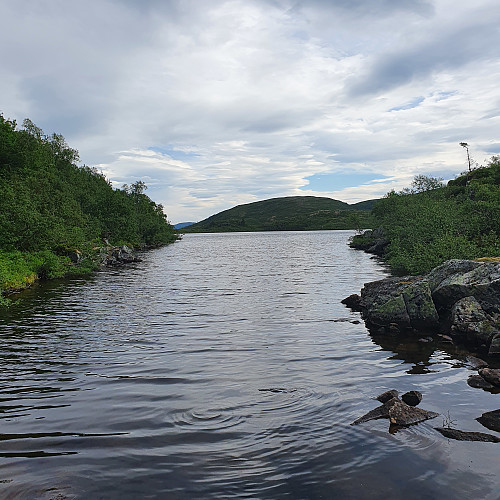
left=174, top=222, right=196, bottom=229
left=183, top=196, right=377, bottom=233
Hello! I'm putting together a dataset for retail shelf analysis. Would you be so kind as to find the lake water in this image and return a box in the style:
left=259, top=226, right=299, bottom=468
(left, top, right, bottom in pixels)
left=0, top=231, right=498, bottom=499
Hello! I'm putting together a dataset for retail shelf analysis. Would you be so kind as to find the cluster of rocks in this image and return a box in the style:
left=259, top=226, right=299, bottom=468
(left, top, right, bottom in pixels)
left=351, top=389, right=438, bottom=427
left=349, top=227, right=388, bottom=256
left=468, top=365, right=500, bottom=391
left=352, top=389, right=500, bottom=442
left=343, top=259, right=500, bottom=357
left=99, top=245, right=142, bottom=267
left=66, top=243, right=142, bottom=268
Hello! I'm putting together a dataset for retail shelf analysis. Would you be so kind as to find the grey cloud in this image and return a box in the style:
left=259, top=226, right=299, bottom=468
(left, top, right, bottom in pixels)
left=348, top=18, right=500, bottom=96
left=292, top=0, right=434, bottom=17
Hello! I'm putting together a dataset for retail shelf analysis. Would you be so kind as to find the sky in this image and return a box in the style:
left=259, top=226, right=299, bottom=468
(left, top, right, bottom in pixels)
left=1, top=0, right=499, bottom=223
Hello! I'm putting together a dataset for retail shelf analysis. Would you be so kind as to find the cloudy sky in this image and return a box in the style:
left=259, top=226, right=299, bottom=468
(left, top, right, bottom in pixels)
left=1, top=0, right=499, bottom=223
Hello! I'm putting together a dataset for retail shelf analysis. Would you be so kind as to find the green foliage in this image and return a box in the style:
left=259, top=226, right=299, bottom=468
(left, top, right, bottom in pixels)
left=370, top=164, right=500, bottom=275
left=0, top=114, right=179, bottom=303
left=185, top=196, right=375, bottom=233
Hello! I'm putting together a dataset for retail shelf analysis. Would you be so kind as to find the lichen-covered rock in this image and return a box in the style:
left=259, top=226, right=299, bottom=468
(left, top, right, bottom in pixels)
left=359, top=277, right=438, bottom=330
left=344, top=259, right=500, bottom=355
left=402, top=280, right=439, bottom=330
left=450, top=296, right=498, bottom=345
left=432, top=261, right=500, bottom=314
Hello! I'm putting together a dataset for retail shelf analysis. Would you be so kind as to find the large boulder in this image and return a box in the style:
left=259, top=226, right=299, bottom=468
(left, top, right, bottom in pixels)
left=359, top=277, right=439, bottom=331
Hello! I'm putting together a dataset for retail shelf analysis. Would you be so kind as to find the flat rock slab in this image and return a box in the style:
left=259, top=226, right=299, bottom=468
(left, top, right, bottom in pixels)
left=435, top=427, right=500, bottom=442
left=476, top=409, right=500, bottom=433
left=351, top=403, right=393, bottom=425
left=388, top=399, right=439, bottom=426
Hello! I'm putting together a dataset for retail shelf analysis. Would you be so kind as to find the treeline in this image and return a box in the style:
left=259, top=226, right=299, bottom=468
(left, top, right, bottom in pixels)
left=352, top=158, right=500, bottom=275
left=0, top=114, right=178, bottom=301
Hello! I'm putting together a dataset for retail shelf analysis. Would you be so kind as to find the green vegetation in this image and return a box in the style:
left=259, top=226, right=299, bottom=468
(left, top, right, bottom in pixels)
left=184, top=196, right=376, bottom=233
left=0, top=114, right=178, bottom=303
left=352, top=158, right=500, bottom=275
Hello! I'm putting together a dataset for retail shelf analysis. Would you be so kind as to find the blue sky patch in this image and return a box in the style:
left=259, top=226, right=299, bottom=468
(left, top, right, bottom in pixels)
left=301, top=172, right=388, bottom=192
left=149, top=146, right=199, bottom=161
left=388, top=96, right=425, bottom=112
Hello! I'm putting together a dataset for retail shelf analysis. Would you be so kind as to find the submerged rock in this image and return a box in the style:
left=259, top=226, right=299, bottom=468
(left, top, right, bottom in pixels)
left=434, top=427, right=500, bottom=442
left=476, top=409, right=500, bottom=433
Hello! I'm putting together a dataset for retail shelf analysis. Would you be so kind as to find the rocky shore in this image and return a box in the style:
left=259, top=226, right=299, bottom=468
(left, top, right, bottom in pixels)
left=343, top=259, right=500, bottom=358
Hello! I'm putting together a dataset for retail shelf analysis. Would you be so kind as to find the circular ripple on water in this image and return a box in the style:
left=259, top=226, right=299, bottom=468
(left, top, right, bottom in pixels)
left=169, top=407, right=247, bottom=432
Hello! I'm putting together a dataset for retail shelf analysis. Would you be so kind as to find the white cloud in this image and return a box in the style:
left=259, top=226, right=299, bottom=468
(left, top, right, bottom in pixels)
left=1, top=0, right=499, bottom=222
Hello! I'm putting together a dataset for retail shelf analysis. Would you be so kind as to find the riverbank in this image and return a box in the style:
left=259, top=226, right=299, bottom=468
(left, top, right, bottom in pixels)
left=0, top=242, right=171, bottom=307
left=343, top=258, right=500, bottom=359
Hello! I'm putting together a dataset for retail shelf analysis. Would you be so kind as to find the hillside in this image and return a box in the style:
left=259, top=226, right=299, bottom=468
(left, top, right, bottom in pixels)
left=184, top=196, right=376, bottom=233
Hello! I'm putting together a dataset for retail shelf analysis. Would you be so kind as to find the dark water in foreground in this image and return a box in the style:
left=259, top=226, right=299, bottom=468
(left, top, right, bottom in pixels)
left=0, top=231, right=498, bottom=499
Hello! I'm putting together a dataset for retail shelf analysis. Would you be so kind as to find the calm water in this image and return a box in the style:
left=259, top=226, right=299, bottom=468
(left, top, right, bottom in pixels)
left=0, top=231, right=498, bottom=499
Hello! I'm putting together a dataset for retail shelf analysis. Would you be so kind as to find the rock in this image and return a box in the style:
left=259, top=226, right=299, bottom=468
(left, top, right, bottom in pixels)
left=359, top=277, right=439, bottom=330
left=465, top=355, right=488, bottom=370
left=450, top=296, right=498, bottom=345
left=66, top=250, right=82, bottom=263
left=341, top=294, right=362, bottom=311
left=476, top=409, right=500, bottom=433
left=479, top=368, right=500, bottom=387
left=434, top=427, right=500, bottom=442
left=467, top=375, right=495, bottom=390
left=351, top=404, right=391, bottom=425
left=402, top=390, right=422, bottom=406
left=489, top=334, right=500, bottom=356
left=375, top=389, right=399, bottom=403
left=402, top=280, right=440, bottom=330
left=432, top=261, right=500, bottom=314
left=438, top=334, right=453, bottom=342
left=388, top=399, right=439, bottom=426
left=426, top=259, right=482, bottom=293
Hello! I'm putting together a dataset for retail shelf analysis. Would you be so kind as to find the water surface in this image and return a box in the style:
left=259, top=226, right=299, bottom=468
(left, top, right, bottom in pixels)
left=0, top=231, right=498, bottom=499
